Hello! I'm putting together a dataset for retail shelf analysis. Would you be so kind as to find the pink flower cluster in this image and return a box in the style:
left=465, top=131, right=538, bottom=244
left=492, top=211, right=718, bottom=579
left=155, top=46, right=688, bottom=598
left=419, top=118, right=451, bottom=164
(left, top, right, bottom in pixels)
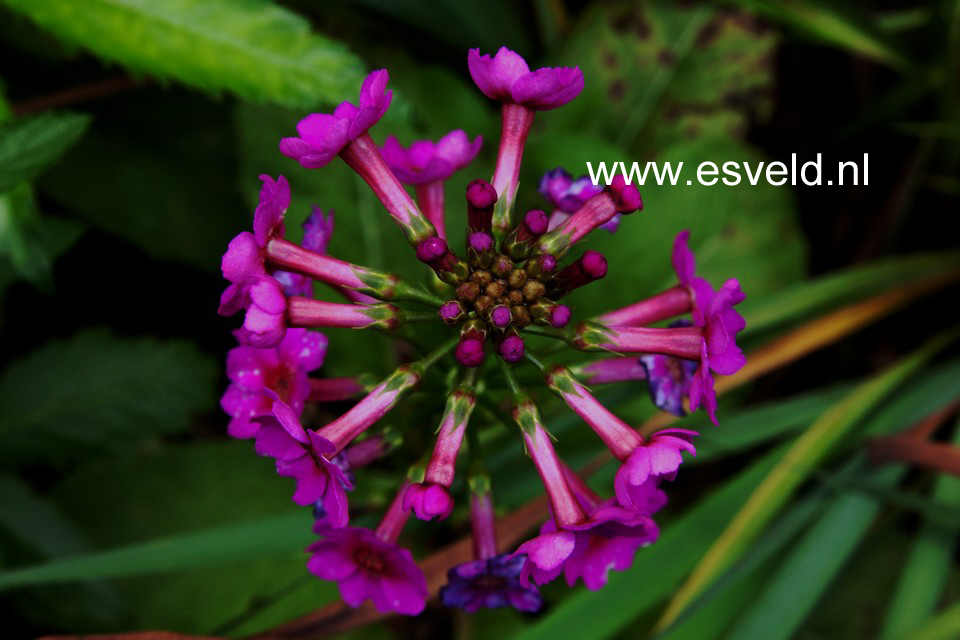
left=217, top=46, right=745, bottom=616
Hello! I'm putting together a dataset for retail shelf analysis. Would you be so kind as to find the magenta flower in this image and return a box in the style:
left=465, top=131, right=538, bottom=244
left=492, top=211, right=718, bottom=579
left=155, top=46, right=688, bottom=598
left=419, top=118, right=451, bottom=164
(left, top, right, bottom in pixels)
left=381, top=130, right=482, bottom=185
left=307, top=485, right=427, bottom=615
left=468, top=47, right=584, bottom=110
left=403, top=381, right=476, bottom=521
left=280, top=70, right=392, bottom=169
left=252, top=396, right=351, bottom=526
left=614, top=429, right=697, bottom=512
left=380, top=130, right=482, bottom=240
left=221, top=328, right=327, bottom=438
left=219, top=275, right=287, bottom=347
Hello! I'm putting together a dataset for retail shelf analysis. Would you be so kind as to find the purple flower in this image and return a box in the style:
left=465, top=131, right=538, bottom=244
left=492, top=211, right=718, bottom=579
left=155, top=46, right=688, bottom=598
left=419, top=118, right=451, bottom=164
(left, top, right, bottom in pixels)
left=218, top=275, right=287, bottom=347
left=307, top=526, right=427, bottom=615
left=380, top=130, right=482, bottom=184
left=468, top=47, right=584, bottom=110
left=441, top=553, right=542, bottom=612
left=252, top=397, right=351, bottom=525
left=280, top=70, right=393, bottom=168
left=639, top=353, right=698, bottom=417
left=540, top=169, right=619, bottom=234
left=614, top=429, right=697, bottom=512
left=221, top=328, right=328, bottom=438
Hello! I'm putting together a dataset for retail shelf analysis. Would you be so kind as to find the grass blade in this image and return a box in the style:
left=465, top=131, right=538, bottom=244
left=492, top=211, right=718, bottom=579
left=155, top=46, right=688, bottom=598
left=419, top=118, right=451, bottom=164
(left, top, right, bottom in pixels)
left=656, top=330, right=958, bottom=630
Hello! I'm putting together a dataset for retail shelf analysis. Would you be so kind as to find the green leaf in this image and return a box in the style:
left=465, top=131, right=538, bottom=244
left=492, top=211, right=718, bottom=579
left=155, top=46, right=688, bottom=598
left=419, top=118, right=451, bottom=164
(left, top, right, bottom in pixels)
left=39, top=92, right=247, bottom=271
left=0, top=0, right=366, bottom=108
left=0, top=475, right=92, bottom=560
left=658, top=330, right=957, bottom=628
left=881, top=414, right=960, bottom=638
left=741, top=251, right=960, bottom=338
left=725, top=466, right=904, bottom=640
left=0, top=329, right=216, bottom=466
left=546, top=1, right=777, bottom=151
left=0, top=111, right=90, bottom=193
left=39, top=441, right=341, bottom=634
left=898, top=601, right=960, bottom=640
left=731, top=0, right=911, bottom=70
left=0, top=512, right=314, bottom=590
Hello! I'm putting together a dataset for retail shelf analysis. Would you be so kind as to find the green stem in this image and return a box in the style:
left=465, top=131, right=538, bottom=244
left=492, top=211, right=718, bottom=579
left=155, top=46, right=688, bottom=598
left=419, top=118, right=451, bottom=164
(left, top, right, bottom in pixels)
left=522, top=325, right=569, bottom=341
left=525, top=349, right=547, bottom=372
left=402, top=310, right=441, bottom=324
left=498, top=356, right=525, bottom=398
left=416, top=334, right=461, bottom=371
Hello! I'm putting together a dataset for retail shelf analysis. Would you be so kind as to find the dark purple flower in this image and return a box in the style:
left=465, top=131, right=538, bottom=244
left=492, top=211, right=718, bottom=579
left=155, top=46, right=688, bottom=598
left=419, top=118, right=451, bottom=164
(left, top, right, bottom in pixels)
left=307, top=526, right=427, bottom=615
left=280, top=70, right=393, bottom=168
left=639, top=353, right=698, bottom=417
left=441, top=553, right=542, bottom=612
left=221, top=328, right=327, bottom=438
left=381, top=130, right=482, bottom=184
left=468, top=47, right=584, bottom=110
left=252, top=396, right=351, bottom=525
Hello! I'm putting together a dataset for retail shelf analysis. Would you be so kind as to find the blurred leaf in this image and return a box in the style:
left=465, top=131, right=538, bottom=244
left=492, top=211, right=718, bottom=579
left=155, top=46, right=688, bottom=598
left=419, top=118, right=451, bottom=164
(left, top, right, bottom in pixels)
left=658, top=330, right=956, bottom=629
left=741, top=251, right=960, bottom=338
left=732, top=0, right=911, bottom=70
left=42, top=441, right=338, bottom=634
left=899, top=601, right=960, bottom=640
left=0, top=111, right=90, bottom=193
left=348, top=0, right=531, bottom=53
left=39, top=91, right=247, bottom=271
left=725, top=466, right=904, bottom=640
left=547, top=1, right=776, bottom=151
left=0, top=329, right=216, bottom=466
left=0, top=475, right=91, bottom=560
left=882, top=414, right=960, bottom=638
left=0, top=0, right=366, bottom=108
left=0, top=111, right=89, bottom=284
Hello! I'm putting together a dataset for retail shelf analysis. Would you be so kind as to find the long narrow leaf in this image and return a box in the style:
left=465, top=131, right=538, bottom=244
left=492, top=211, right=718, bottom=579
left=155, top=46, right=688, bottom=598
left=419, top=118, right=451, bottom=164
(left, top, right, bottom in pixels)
left=881, top=414, right=960, bottom=638
left=656, top=330, right=957, bottom=629
left=0, top=511, right=311, bottom=590
left=725, top=466, right=904, bottom=640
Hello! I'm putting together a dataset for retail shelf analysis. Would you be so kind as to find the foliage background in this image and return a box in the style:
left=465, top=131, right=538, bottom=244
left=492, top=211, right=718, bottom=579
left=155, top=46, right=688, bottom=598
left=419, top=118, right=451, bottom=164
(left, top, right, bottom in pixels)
left=0, top=0, right=958, bottom=638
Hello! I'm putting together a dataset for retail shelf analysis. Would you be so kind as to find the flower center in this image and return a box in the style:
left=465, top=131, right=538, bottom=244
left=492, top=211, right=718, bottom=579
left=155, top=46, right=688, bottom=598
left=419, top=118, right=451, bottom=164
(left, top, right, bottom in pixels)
left=353, top=546, right=386, bottom=573
left=471, top=572, right=509, bottom=591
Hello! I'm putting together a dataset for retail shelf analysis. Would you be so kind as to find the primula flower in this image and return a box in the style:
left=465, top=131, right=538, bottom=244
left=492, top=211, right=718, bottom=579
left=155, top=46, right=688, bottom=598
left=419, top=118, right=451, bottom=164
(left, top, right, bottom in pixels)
left=539, top=168, right=620, bottom=234
left=219, top=44, right=746, bottom=616
left=380, top=130, right=482, bottom=240
left=441, top=479, right=542, bottom=612
left=252, top=396, right=351, bottom=526
left=307, top=484, right=427, bottom=615
left=221, top=328, right=327, bottom=438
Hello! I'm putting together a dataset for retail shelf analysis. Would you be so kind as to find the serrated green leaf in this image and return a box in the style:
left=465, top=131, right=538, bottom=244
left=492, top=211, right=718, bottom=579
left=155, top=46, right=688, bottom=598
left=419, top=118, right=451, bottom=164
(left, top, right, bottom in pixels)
left=0, top=0, right=366, bottom=108
left=0, top=111, right=90, bottom=193
left=0, top=329, right=216, bottom=466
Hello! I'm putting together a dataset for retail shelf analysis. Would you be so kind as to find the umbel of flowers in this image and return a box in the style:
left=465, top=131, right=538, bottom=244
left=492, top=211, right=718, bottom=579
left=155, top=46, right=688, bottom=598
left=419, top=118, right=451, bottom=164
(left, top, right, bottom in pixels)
left=219, top=46, right=746, bottom=616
